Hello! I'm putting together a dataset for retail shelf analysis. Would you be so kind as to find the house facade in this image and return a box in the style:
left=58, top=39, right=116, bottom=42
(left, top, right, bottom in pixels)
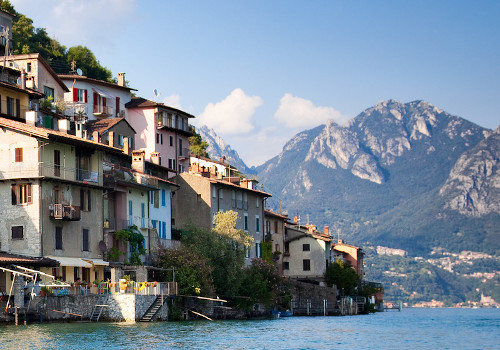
left=171, top=162, right=270, bottom=261
left=126, top=97, right=194, bottom=178
left=283, top=220, right=332, bottom=283
left=264, top=209, right=288, bottom=274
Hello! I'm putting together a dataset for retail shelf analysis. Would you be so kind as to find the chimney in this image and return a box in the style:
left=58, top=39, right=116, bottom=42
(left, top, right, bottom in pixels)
left=117, top=73, right=125, bottom=87
left=108, top=131, right=114, bottom=147
left=151, top=152, right=160, bottom=165
left=123, top=137, right=130, bottom=155
left=132, top=150, right=145, bottom=173
left=324, top=226, right=329, bottom=235
left=92, top=131, right=100, bottom=143
left=293, top=216, right=299, bottom=223
left=21, top=69, right=26, bottom=90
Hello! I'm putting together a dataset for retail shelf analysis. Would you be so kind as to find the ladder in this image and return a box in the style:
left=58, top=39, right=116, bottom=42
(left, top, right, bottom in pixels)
left=139, top=296, right=166, bottom=322
left=90, top=294, right=109, bottom=322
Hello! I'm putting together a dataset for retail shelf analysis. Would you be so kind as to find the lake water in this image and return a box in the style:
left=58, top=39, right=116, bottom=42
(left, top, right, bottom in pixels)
left=0, top=308, right=498, bottom=349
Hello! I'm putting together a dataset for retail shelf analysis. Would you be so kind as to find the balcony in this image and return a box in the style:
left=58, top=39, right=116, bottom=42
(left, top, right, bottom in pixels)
left=93, top=105, right=114, bottom=117
left=103, top=163, right=158, bottom=190
left=0, top=162, right=102, bottom=185
left=49, top=204, right=81, bottom=221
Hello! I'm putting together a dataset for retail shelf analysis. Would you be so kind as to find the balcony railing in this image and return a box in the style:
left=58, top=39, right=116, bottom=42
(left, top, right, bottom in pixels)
left=93, top=105, right=114, bottom=116
left=0, top=162, right=102, bottom=185
left=103, top=163, right=158, bottom=189
left=49, top=204, right=81, bottom=221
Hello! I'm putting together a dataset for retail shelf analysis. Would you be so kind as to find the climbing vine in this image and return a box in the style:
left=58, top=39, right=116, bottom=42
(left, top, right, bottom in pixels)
left=112, top=225, right=146, bottom=265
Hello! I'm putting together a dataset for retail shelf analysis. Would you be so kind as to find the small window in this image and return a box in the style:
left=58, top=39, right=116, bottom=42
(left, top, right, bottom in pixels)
left=43, top=86, right=55, bottom=100
left=156, top=133, right=163, bottom=144
left=283, top=262, right=289, bottom=270
left=82, top=229, right=89, bottom=251
left=303, top=244, right=310, bottom=251
left=80, top=189, right=91, bottom=211
left=303, top=259, right=311, bottom=271
left=11, top=183, right=32, bottom=205
left=169, top=136, right=173, bottom=147
left=15, top=148, right=23, bottom=162
left=55, top=227, right=63, bottom=250
left=244, top=213, right=248, bottom=231
left=27, top=62, right=31, bottom=72
left=256, top=216, right=260, bottom=233
left=12, top=226, right=23, bottom=240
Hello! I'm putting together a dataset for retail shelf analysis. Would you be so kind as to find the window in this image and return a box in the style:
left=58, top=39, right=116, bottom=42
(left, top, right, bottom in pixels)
left=11, top=183, right=32, bottom=205
left=44, top=86, right=55, bottom=100
left=244, top=213, right=248, bottom=231
left=82, top=229, right=89, bottom=251
left=162, top=221, right=167, bottom=239
left=54, top=150, right=60, bottom=177
left=212, top=186, right=216, bottom=198
left=236, top=191, right=242, bottom=209
left=73, top=88, right=87, bottom=102
left=179, top=164, right=184, bottom=173
left=16, top=99, right=20, bottom=118
left=93, top=92, right=106, bottom=114
left=7, top=97, right=14, bottom=116
left=11, top=226, right=23, bottom=240
left=274, top=221, right=278, bottom=234
left=219, top=189, right=223, bottom=199
left=161, top=189, right=166, bottom=206
left=27, top=62, right=31, bottom=72
left=283, top=262, right=289, bottom=270
left=256, top=216, right=260, bottom=233
left=14, top=148, right=23, bottom=162
left=141, top=203, right=145, bottom=228
left=256, top=197, right=260, bottom=208
left=128, top=200, right=133, bottom=226
left=156, top=133, right=163, bottom=144
left=168, top=158, right=176, bottom=170
left=243, top=193, right=248, bottom=210
left=169, top=136, right=173, bottom=146
left=231, top=190, right=236, bottom=208
left=55, top=227, right=63, bottom=250
left=303, top=259, right=311, bottom=271
left=255, top=242, right=262, bottom=258
left=303, top=244, right=310, bottom=251
left=150, top=191, right=154, bottom=205
left=245, top=246, right=250, bottom=258
left=74, top=267, right=80, bottom=280
left=118, top=135, right=124, bottom=146
left=80, top=189, right=91, bottom=211
left=179, top=139, right=183, bottom=156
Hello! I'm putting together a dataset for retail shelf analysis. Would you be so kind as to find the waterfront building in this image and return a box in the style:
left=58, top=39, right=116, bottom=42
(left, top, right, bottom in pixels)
left=126, top=97, right=195, bottom=178
left=283, top=218, right=332, bottom=284
left=264, top=209, right=288, bottom=274
left=171, top=161, right=271, bottom=262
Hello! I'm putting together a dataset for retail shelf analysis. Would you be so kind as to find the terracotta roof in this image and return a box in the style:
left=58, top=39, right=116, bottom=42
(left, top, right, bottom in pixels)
left=0, top=251, right=59, bottom=267
left=0, top=81, right=44, bottom=98
left=58, top=74, right=137, bottom=92
left=264, top=209, right=288, bottom=219
left=126, top=96, right=196, bottom=118
left=86, top=117, right=136, bottom=134
left=0, top=117, right=124, bottom=153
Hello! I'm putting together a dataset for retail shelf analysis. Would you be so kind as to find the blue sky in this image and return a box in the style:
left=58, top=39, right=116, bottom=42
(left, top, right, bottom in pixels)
left=11, top=0, right=500, bottom=166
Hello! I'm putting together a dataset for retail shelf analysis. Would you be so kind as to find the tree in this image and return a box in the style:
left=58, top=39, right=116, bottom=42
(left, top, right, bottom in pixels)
left=156, top=246, right=213, bottom=296
left=325, top=259, right=360, bottom=295
left=189, top=132, right=209, bottom=158
left=67, top=46, right=113, bottom=82
left=113, top=225, right=146, bottom=265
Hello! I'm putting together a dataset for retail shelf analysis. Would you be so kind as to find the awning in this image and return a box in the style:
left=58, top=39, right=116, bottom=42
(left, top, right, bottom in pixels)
left=92, top=87, right=112, bottom=99
left=46, top=256, right=92, bottom=268
left=82, top=258, right=109, bottom=266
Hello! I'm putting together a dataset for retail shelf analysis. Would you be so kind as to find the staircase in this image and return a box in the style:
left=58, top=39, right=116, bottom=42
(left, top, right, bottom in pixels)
left=139, top=296, right=166, bottom=322
left=90, top=294, right=109, bottom=322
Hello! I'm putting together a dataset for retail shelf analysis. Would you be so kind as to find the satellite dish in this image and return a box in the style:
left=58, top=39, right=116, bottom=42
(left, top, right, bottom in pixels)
left=98, top=240, right=107, bottom=253
left=154, top=89, right=158, bottom=96
left=76, top=68, right=83, bottom=76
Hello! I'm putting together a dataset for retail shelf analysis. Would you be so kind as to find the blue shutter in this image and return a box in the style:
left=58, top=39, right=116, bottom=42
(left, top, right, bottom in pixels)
left=161, top=189, right=166, bottom=206
left=128, top=200, right=133, bottom=226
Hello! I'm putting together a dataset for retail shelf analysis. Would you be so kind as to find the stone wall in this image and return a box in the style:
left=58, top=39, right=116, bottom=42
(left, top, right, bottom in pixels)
left=289, top=280, right=338, bottom=315
left=28, top=293, right=169, bottom=322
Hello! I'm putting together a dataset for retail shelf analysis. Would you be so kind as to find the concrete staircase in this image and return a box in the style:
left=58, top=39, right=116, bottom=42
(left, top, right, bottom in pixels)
left=139, top=296, right=166, bottom=322
left=90, top=294, right=109, bottom=322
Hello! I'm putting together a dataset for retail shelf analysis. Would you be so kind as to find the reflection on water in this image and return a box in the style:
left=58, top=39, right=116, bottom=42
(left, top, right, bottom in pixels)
left=0, top=308, right=498, bottom=349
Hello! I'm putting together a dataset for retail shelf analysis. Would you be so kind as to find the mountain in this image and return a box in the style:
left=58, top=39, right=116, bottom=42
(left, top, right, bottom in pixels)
left=253, top=99, right=499, bottom=306
left=197, top=125, right=252, bottom=174
left=199, top=100, right=499, bottom=305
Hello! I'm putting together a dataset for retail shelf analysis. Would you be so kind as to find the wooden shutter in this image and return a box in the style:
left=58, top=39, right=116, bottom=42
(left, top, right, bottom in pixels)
left=73, top=88, right=78, bottom=102
left=93, top=92, right=98, bottom=109
left=116, top=96, right=120, bottom=115
left=27, top=184, right=32, bottom=203
left=84, top=89, right=87, bottom=103
left=16, top=99, right=20, bottom=118
left=15, top=148, right=23, bottom=162
left=11, top=184, right=17, bottom=205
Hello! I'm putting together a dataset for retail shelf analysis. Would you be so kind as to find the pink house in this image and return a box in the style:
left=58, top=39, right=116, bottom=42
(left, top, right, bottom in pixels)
left=125, top=97, right=195, bottom=178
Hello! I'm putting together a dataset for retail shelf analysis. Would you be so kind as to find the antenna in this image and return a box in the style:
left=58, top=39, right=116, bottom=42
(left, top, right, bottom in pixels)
left=153, top=89, right=161, bottom=102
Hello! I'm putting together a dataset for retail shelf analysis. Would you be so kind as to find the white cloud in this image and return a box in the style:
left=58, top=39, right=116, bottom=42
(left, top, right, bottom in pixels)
left=199, top=88, right=263, bottom=135
left=163, top=94, right=182, bottom=109
left=274, top=93, right=349, bottom=128
left=11, top=0, right=136, bottom=51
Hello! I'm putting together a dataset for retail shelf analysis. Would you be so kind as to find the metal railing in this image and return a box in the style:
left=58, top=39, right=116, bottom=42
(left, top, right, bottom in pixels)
left=0, top=162, right=102, bottom=184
